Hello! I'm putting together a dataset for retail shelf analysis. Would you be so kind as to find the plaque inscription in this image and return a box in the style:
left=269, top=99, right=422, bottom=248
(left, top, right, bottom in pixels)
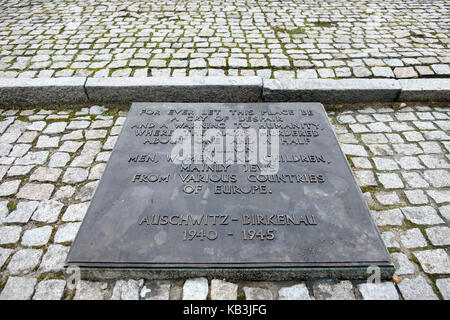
left=67, top=102, right=392, bottom=276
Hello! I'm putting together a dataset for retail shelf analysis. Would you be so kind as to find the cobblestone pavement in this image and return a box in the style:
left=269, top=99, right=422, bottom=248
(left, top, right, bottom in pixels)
left=0, top=0, right=449, bottom=79
left=0, top=103, right=448, bottom=300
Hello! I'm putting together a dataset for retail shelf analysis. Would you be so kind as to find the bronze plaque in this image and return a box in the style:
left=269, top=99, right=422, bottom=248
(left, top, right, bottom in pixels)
left=67, top=103, right=392, bottom=278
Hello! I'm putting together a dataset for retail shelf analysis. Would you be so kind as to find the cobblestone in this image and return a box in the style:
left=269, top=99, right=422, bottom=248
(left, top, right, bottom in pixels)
left=414, top=249, right=450, bottom=274
left=243, top=286, right=274, bottom=300
left=397, top=275, right=438, bottom=300
left=357, top=282, right=399, bottom=300
left=182, top=278, right=209, bottom=300
left=312, top=280, right=356, bottom=300
left=0, top=1, right=447, bottom=80
left=0, top=276, right=37, bottom=300
left=32, top=279, right=66, bottom=300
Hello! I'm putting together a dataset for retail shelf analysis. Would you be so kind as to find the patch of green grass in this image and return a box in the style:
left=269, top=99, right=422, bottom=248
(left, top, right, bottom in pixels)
left=7, top=200, right=17, bottom=212
left=313, top=21, right=334, bottom=28
left=273, top=26, right=306, bottom=35
left=286, top=27, right=306, bottom=34
left=102, top=108, right=120, bottom=117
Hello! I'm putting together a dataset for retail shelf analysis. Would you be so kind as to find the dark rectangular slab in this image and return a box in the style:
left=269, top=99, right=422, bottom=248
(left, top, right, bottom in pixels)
left=66, top=102, right=393, bottom=280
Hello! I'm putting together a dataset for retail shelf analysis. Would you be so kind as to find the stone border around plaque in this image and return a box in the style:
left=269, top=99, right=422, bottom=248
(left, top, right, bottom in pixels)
left=73, top=267, right=395, bottom=281
left=0, top=77, right=449, bottom=106
left=66, top=102, right=394, bottom=280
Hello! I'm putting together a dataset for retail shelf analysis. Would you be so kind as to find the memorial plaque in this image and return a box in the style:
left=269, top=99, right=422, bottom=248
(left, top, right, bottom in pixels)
left=67, top=102, right=394, bottom=280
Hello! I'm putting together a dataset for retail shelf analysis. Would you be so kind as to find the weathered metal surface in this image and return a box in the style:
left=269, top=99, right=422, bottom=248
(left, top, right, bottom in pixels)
left=67, top=102, right=392, bottom=276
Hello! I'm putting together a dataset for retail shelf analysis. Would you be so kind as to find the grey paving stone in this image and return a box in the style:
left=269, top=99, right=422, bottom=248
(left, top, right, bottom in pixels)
left=404, top=190, right=428, bottom=205
left=0, top=276, right=37, bottom=300
left=90, top=120, right=113, bottom=129
left=243, top=286, right=274, bottom=300
left=371, top=209, right=404, bottom=226
left=67, top=121, right=90, bottom=130
left=49, top=152, right=70, bottom=167
left=16, top=183, right=54, bottom=201
left=354, top=170, right=377, bottom=187
left=182, top=278, right=209, bottom=300
left=85, top=129, right=107, bottom=140
left=74, top=281, right=107, bottom=300
left=210, top=279, right=238, bottom=300
left=373, top=157, right=399, bottom=170
left=54, top=222, right=81, bottom=243
left=103, top=136, right=118, bottom=150
left=399, top=228, right=428, bottom=248
left=38, top=244, right=70, bottom=273
left=89, top=106, right=108, bottom=115
left=4, top=201, right=39, bottom=224
left=29, top=167, right=62, bottom=182
left=382, top=231, right=400, bottom=248
left=351, top=157, right=372, bottom=169
left=14, top=151, right=48, bottom=165
left=392, top=144, right=422, bottom=155
left=414, top=249, right=450, bottom=274
left=43, top=122, right=67, bottom=134
left=0, top=179, right=21, bottom=196
left=425, top=226, right=450, bottom=246
left=397, top=156, right=424, bottom=170
left=26, top=121, right=46, bottom=131
left=7, top=165, right=35, bottom=177
left=394, top=67, right=418, bottom=78
left=36, top=135, right=60, bottom=148
left=402, top=172, right=429, bottom=188
left=32, top=279, right=66, bottom=300
left=62, top=168, right=89, bottom=184
left=341, top=144, right=368, bottom=156
left=140, top=281, right=171, bottom=300
left=31, top=200, right=64, bottom=223
left=377, top=190, right=403, bottom=205
left=427, top=190, right=450, bottom=204
left=419, top=155, right=450, bottom=169
left=423, top=170, right=450, bottom=187
left=278, top=283, right=313, bottom=300
left=59, top=141, right=83, bottom=153
left=357, top=282, right=399, bottom=300
left=367, top=122, right=392, bottom=133
left=377, top=173, right=404, bottom=189
left=9, top=144, right=31, bottom=157
left=75, top=181, right=98, bottom=202
left=111, top=279, right=143, bottom=300
left=62, top=202, right=89, bottom=222
left=0, top=225, right=22, bottom=244
left=53, top=185, right=76, bottom=200
left=7, top=248, right=42, bottom=275
left=21, top=226, right=53, bottom=246
left=398, top=275, right=438, bottom=300
left=391, top=252, right=416, bottom=276
left=312, top=280, right=356, bottom=300
left=401, top=206, right=444, bottom=225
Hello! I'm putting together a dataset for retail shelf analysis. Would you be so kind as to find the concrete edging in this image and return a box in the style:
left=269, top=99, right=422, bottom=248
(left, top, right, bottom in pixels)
left=0, top=77, right=88, bottom=106
left=0, top=77, right=448, bottom=106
